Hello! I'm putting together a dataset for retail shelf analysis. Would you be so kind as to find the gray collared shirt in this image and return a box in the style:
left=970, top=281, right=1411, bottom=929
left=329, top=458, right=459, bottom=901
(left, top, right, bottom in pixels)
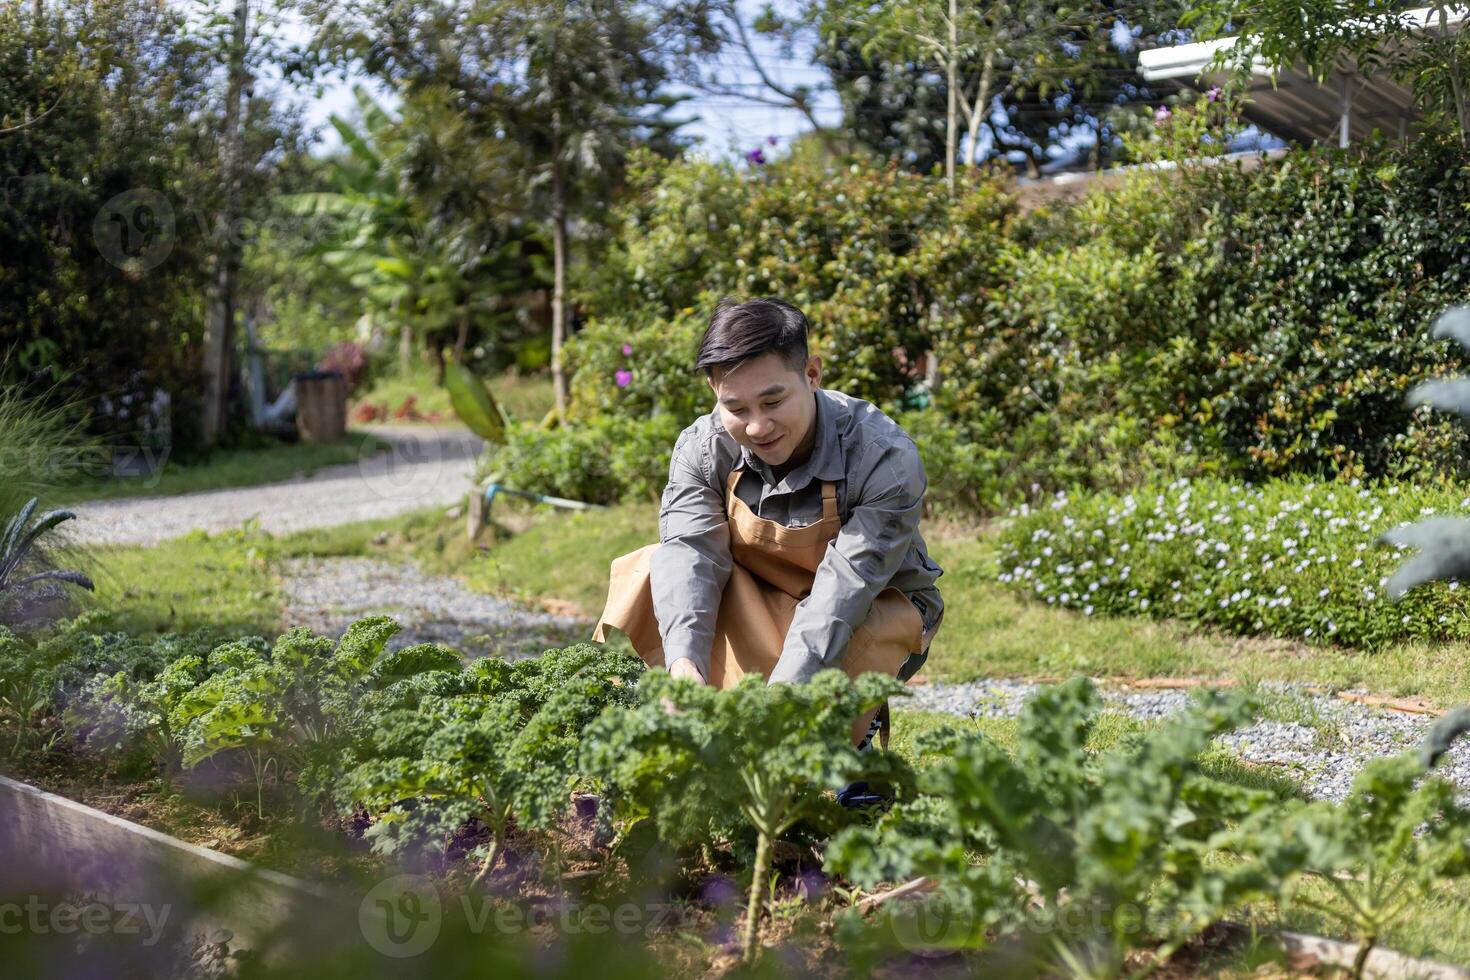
left=650, top=387, right=944, bottom=684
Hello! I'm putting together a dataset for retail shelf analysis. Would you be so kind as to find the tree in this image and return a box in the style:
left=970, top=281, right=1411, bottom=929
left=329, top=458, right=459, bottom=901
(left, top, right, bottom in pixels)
left=813, top=0, right=1181, bottom=177
left=199, top=0, right=251, bottom=448
left=1185, top=2, right=1470, bottom=146
left=282, top=85, right=549, bottom=379
left=303, top=0, right=704, bottom=418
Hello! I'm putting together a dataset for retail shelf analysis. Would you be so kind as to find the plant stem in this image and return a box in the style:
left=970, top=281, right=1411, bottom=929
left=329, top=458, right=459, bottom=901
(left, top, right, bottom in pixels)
left=1351, top=933, right=1376, bottom=980
left=742, top=828, right=773, bottom=965
left=470, top=827, right=504, bottom=888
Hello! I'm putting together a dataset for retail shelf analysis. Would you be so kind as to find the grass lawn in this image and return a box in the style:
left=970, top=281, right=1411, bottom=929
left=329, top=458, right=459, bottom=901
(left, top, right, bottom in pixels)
left=86, top=528, right=283, bottom=638
left=51, top=431, right=388, bottom=506
left=354, top=365, right=555, bottom=425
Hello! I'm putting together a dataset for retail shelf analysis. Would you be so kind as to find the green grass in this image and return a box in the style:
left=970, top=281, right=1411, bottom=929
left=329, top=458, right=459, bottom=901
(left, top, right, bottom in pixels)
left=85, top=527, right=283, bottom=638
left=355, top=365, right=554, bottom=425
left=411, top=499, right=659, bottom=616
left=51, top=431, right=388, bottom=506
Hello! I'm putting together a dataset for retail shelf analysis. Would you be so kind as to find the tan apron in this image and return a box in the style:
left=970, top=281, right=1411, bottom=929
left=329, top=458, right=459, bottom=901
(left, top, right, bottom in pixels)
left=592, top=465, right=929, bottom=738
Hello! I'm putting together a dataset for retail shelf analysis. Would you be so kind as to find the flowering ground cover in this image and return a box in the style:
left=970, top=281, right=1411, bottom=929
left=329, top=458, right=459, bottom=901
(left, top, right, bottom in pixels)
left=995, top=477, right=1470, bottom=652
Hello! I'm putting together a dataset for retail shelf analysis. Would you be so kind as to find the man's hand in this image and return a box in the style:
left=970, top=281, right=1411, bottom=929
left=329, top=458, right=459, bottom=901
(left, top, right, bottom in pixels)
left=668, top=657, right=707, bottom=685
left=664, top=658, right=707, bottom=715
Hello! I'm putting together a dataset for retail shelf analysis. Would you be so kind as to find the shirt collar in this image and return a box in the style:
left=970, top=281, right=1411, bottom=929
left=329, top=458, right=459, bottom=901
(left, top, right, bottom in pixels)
left=741, top=388, right=845, bottom=491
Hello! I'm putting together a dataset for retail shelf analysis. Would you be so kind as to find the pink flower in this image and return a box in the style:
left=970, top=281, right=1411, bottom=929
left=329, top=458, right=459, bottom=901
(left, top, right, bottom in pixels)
left=1154, top=105, right=1172, bottom=124
left=615, top=369, right=633, bottom=388
left=1206, top=85, right=1223, bottom=103
left=621, top=343, right=633, bottom=355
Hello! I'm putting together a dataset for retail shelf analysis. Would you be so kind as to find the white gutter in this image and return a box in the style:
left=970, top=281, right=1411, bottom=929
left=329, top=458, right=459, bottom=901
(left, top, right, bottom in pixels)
left=1138, top=6, right=1469, bottom=83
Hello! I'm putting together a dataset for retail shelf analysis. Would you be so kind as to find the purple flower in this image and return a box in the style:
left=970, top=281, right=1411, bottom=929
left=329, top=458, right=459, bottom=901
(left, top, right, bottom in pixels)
left=621, top=343, right=633, bottom=356
left=766, top=134, right=779, bottom=146
left=1154, top=105, right=1172, bottom=124
left=1206, top=84, right=1223, bottom=103
left=614, top=369, right=633, bottom=388
left=745, top=147, right=767, bottom=166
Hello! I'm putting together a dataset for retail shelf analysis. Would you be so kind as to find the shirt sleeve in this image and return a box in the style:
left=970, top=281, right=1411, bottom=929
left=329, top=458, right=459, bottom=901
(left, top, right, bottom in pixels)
left=648, top=426, right=731, bottom=679
left=769, top=436, right=927, bottom=684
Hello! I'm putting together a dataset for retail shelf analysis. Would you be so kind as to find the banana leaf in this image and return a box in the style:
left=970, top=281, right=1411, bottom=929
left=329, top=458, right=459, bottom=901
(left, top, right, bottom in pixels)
left=444, top=361, right=507, bottom=444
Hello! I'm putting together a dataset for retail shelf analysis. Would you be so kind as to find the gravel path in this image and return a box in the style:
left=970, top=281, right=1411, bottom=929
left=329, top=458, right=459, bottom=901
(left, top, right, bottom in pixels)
left=72, top=425, right=483, bottom=546
left=905, top=678, right=1470, bottom=802
left=281, top=556, right=589, bottom=661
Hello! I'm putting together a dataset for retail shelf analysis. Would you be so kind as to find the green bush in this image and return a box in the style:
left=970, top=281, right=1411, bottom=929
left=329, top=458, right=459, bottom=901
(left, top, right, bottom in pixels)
left=480, top=415, right=685, bottom=506
left=995, top=476, right=1470, bottom=649
left=942, top=136, right=1470, bottom=495
left=573, top=151, right=1014, bottom=421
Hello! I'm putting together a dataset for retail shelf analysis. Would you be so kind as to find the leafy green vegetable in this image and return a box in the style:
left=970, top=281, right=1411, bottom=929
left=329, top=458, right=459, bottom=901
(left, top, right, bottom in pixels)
left=342, top=642, right=643, bottom=882
left=827, top=678, right=1274, bottom=978
left=1247, top=718, right=1470, bottom=979
left=169, top=618, right=456, bottom=816
left=0, top=627, right=70, bottom=756
left=583, top=669, right=909, bottom=964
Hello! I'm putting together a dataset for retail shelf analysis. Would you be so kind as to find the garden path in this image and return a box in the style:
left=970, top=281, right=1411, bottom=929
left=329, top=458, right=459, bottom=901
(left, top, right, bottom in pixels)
left=280, top=555, right=587, bottom=661
left=72, top=425, right=481, bottom=546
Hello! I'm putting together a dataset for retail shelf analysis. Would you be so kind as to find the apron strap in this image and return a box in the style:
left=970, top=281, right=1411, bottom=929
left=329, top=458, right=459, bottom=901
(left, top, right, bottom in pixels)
left=725, top=463, right=838, bottom=525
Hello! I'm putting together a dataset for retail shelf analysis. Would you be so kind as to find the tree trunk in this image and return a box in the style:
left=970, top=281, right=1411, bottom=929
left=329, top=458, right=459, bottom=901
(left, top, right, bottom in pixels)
left=944, top=0, right=958, bottom=193
left=201, top=0, right=250, bottom=448
left=963, top=47, right=996, bottom=167
left=550, top=110, right=569, bottom=420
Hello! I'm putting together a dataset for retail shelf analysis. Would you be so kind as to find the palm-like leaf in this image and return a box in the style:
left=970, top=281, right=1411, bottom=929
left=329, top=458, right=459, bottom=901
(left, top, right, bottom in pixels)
left=1432, top=306, right=1470, bottom=352
left=1381, top=516, right=1470, bottom=598
left=1406, top=377, right=1470, bottom=418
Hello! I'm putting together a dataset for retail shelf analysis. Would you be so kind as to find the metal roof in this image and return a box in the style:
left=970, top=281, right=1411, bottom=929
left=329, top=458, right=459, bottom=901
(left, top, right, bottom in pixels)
left=1137, top=8, right=1465, bottom=146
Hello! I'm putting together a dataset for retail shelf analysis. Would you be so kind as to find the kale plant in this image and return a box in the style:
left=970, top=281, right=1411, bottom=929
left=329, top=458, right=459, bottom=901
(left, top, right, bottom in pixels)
left=0, top=498, right=93, bottom=627
left=68, top=654, right=208, bottom=790
left=0, top=626, right=72, bottom=756
left=582, top=669, right=909, bottom=965
left=170, top=618, right=459, bottom=816
left=1245, top=709, right=1470, bottom=979
left=342, top=643, right=643, bottom=883
left=825, top=678, right=1275, bottom=978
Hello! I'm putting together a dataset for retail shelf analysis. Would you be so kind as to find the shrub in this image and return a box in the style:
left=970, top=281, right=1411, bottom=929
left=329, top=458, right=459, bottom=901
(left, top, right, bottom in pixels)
left=574, top=150, right=1014, bottom=420
left=480, top=415, right=685, bottom=506
left=995, top=476, right=1470, bottom=649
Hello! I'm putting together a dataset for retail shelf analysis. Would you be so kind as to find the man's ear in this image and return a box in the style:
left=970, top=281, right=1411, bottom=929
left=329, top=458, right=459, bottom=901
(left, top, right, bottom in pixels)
left=806, top=355, right=822, bottom=390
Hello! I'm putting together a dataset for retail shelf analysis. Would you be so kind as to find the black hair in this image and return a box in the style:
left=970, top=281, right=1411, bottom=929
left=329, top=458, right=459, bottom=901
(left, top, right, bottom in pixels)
left=695, top=297, right=810, bottom=378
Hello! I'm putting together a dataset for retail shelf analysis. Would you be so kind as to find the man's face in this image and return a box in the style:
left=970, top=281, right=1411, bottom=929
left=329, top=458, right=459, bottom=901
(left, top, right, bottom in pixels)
left=707, top=351, right=821, bottom=466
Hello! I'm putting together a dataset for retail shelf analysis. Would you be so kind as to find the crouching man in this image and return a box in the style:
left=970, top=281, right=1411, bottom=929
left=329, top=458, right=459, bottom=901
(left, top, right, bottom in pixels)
left=593, top=298, right=944, bottom=796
